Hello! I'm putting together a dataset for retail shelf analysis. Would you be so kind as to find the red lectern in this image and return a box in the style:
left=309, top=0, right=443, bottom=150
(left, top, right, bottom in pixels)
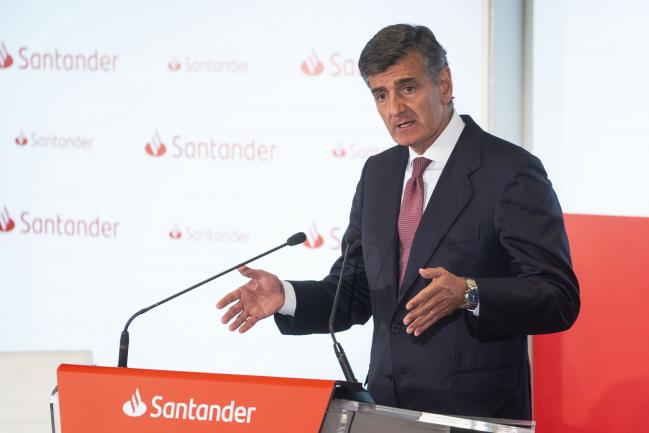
left=55, top=364, right=335, bottom=433
left=52, top=364, right=536, bottom=433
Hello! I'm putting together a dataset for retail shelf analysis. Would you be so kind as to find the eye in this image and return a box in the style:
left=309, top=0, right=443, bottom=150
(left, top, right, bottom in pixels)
left=374, top=92, right=386, bottom=103
left=403, top=86, right=416, bottom=94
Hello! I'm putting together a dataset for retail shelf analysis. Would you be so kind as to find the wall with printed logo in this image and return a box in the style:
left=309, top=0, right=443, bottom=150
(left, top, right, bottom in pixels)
left=4, top=2, right=648, bottom=431
left=0, top=0, right=487, bottom=381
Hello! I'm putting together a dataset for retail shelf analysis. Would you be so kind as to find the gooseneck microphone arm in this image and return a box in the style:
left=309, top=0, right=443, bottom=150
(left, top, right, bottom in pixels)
left=328, top=233, right=361, bottom=383
left=117, top=231, right=306, bottom=368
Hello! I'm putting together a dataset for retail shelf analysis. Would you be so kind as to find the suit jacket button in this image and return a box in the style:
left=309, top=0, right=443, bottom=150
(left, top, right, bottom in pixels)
left=384, top=372, right=394, bottom=381
left=391, top=324, right=401, bottom=333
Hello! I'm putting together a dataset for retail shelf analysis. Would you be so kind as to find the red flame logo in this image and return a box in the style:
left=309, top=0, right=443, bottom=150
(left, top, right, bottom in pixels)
left=301, top=50, right=324, bottom=76
left=0, top=42, right=13, bottom=69
left=15, top=131, right=28, bottom=146
left=332, top=144, right=346, bottom=158
left=169, top=225, right=182, bottom=240
left=0, top=206, right=16, bottom=232
left=145, top=131, right=166, bottom=157
left=303, top=223, right=324, bottom=249
left=168, top=57, right=181, bottom=71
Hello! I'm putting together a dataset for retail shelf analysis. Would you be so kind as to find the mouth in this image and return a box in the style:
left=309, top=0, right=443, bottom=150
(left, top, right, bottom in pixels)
left=395, top=120, right=416, bottom=130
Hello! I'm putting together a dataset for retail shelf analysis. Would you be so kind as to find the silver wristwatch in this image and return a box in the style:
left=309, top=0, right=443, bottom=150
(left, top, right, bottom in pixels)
left=463, top=278, right=480, bottom=310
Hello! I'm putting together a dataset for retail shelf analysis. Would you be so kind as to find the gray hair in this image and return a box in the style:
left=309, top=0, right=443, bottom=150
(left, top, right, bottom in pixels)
left=358, top=24, right=449, bottom=85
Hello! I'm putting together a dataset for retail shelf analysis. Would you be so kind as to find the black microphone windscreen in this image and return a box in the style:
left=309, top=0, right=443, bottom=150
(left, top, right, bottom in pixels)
left=287, top=232, right=307, bottom=246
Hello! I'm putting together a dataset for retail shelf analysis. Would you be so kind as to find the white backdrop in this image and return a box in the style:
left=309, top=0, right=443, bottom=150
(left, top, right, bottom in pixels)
left=532, top=0, right=649, bottom=217
left=0, top=0, right=487, bottom=380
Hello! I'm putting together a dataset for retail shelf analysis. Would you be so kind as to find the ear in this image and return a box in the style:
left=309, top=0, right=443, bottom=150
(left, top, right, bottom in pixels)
left=438, top=67, right=453, bottom=105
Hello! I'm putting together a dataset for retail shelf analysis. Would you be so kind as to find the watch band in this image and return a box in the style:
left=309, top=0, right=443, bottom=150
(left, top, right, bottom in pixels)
left=463, top=278, right=479, bottom=310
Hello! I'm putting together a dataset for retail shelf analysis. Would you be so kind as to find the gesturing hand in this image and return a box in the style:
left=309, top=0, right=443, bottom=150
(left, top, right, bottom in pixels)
left=216, top=266, right=285, bottom=333
left=403, top=267, right=467, bottom=337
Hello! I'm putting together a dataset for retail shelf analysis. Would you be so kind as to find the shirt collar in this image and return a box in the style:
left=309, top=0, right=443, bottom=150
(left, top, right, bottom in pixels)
left=407, top=110, right=465, bottom=169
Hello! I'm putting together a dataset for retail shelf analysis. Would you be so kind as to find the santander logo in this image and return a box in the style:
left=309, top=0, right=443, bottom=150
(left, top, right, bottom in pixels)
left=332, top=142, right=386, bottom=159
left=169, top=225, right=182, bottom=240
left=3, top=207, right=120, bottom=238
left=15, top=131, right=28, bottom=146
left=119, top=388, right=257, bottom=424
left=332, top=144, right=346, bottom=158
left=0, top=42, right=13, bottom=69
left=301, top=223, right=344, bottom=250
left=143, top=131, right=277, bottom=162
left=0, top=206, right=16, bottom=233
left=145, top=131, right=167, bottom=157
left=301, top=50, right=324, bottom=76
left=168, top=56, right=249, bottom=73
left=123, top=388, right=147, bottom=417
left=303, top=223, right=325, bottom=249
left=168, top=224, right=249, bottom=243
left=300, top=50, right=359, bottom=77
left=168, top=57, right=181, bottom=71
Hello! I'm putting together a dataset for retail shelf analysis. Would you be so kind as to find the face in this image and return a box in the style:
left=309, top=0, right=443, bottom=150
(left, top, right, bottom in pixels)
left=367, top=51, right=453, bottom=154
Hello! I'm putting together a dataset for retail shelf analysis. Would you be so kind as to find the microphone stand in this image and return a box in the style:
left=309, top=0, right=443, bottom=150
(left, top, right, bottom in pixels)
left=328, top=236, right=375, bottom=404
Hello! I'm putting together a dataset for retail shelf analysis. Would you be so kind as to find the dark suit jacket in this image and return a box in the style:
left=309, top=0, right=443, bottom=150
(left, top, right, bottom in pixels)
left=275, top=115, right=580, bottom=420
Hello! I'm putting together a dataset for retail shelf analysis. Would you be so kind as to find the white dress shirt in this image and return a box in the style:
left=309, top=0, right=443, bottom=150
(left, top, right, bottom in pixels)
left=279, top=111, right=479, bottom=316
left=401, top=109, right=464, bottom=208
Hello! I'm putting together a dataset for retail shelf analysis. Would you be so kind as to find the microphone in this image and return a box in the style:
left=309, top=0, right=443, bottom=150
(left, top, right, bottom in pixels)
left=117, top=231, right=306, bottom=367
left=328, top=231, right=374, bottom=404
left=329, top=232, right=362, bottom=382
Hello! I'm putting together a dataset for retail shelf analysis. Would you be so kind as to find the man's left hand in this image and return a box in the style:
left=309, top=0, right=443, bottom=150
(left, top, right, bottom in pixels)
left=403, top=267, right=467, bottom=336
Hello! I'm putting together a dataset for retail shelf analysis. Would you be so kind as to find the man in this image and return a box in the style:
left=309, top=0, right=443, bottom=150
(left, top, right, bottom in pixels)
left=217, top=24, right=579, bottom=420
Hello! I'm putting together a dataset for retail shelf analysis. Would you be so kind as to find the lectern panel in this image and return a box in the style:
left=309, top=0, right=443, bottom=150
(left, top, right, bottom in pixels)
left=56, top=364, right=335, bottom=433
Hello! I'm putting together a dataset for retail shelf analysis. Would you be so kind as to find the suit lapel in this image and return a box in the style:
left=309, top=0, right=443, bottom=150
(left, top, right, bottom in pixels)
left=397, top=116, right=484, bottom=305
left=367, top=146, right=408, bottom=298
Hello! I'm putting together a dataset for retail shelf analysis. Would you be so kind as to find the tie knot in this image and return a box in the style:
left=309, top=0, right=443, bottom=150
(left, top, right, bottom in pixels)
left=412, top=157, right=432, bottom=178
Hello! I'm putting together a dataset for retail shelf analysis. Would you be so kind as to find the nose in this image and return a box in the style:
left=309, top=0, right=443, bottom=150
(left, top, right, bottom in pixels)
left=387, top=93, right=406, bottom=117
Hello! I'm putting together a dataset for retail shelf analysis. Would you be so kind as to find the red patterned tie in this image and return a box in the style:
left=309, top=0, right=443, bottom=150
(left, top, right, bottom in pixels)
left=398, top=157, right=432, bottom=287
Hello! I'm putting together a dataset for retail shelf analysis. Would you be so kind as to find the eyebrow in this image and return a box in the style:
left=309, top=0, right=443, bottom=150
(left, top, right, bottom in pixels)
left=370, top=77, right=418, bottom=94
left=396, top=77, right=417, bottom=86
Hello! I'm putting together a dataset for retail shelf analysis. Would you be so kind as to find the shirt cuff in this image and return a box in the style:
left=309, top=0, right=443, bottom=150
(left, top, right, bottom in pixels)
left=278, top=280, right=296, bottom=316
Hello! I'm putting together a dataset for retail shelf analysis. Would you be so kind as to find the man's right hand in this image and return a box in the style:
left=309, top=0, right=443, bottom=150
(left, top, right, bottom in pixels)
left=216, top=265, right=285, bottom=333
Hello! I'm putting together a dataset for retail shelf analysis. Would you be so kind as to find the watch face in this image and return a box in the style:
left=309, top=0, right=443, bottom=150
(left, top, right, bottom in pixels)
left=468, top=289, right=480, bottom=307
